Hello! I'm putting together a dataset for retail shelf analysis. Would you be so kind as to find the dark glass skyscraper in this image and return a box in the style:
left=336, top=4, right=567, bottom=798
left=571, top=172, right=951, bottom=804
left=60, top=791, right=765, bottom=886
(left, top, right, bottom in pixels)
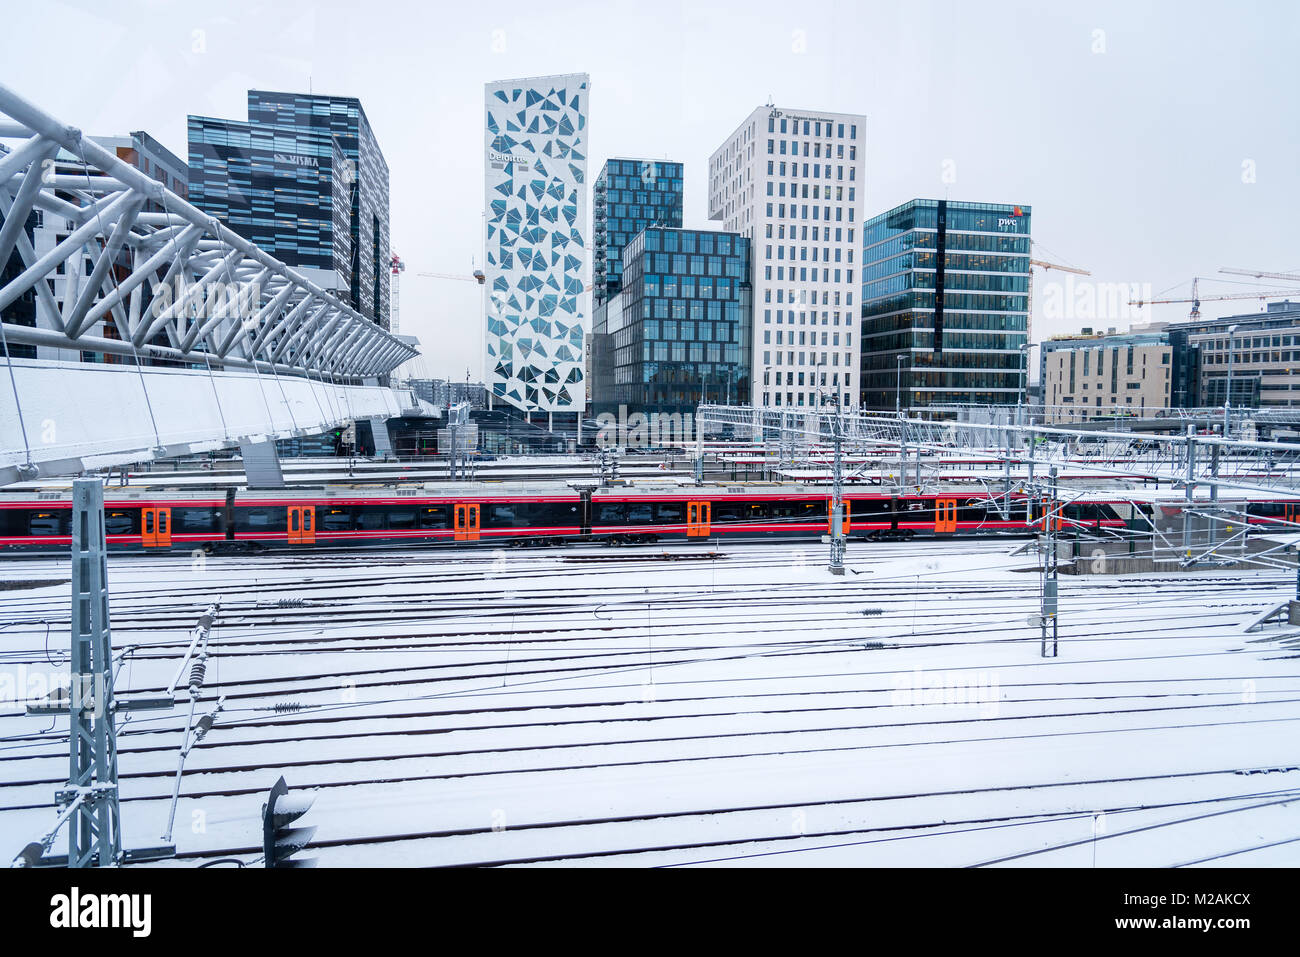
left=860, top=199, right=1030, bottom=409
left=599, top=226, right=750, bottom=417
left=592, top=159, right=683, bottom=304
left=187, top=91, right=390, bottom=328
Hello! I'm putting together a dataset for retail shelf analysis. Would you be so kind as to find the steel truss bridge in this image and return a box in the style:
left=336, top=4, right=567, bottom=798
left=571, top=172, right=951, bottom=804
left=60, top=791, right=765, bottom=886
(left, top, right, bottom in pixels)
left=0, top=83, right=426, bottom=484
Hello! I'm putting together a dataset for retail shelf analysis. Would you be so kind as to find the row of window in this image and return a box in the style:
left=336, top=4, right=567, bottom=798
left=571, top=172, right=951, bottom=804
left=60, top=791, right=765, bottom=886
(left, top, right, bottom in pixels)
left=767, top=117, right=858, bottom=140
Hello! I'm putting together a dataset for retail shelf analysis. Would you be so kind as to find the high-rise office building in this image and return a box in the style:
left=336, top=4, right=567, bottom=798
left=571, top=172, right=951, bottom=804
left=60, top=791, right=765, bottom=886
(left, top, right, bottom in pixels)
left=709, top=106, right=865, bottom=409
left=589, top=158, right=683, bottom=415
left=484, top=73, right=590, bottom=416
left=188, top=90, right=391, bottom=327
left=593, top=158, right=683, bottom=304
left=595, top=226, right=749, bottom=419
left=860, top=199, right=1031, bottom=410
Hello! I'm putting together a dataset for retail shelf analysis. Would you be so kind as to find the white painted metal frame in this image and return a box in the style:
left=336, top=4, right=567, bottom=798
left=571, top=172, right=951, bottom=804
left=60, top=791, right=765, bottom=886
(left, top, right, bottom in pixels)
left=0, top=83, right=415, bottom=380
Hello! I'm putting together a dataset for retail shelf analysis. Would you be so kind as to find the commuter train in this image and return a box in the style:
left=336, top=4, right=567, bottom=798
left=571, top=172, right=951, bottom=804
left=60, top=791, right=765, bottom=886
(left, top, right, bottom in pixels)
left=3, top=481, right=1295, bottom=553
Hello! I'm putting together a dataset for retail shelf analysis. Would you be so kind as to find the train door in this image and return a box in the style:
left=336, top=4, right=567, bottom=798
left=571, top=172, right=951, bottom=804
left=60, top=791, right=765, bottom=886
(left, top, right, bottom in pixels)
left=828, top=499, right=851, bottom=534
left=141, top=507, right=171, bottom=547
left=934, top=499, right=957, bottom=534
left=687, top=501, right=711, bottom=537
left=454, top=504, right=481, bottom=542
left=287, top=506, right=316, bottom=545
left=1288, top=504, right=1300, bottom=526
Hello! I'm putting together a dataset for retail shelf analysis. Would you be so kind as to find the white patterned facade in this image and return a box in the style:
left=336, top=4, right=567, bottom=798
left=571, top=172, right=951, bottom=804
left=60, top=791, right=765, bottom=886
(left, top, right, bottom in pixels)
left=484, top=74, right=590, bottom=413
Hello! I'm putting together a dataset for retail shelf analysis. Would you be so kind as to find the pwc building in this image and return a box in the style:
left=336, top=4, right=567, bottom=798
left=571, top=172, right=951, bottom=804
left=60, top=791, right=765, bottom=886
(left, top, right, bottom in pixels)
left=484, top=73, right=590, bottom=417
left=187, top=90, right=391, bottom=328
left=860, top=199, right=1031, bottom=410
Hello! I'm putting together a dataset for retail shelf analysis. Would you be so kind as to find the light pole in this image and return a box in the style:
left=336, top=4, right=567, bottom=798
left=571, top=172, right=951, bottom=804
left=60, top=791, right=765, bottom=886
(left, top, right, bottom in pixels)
left=1224, top=324, right=1238, bottom=438
left=1018, top=341, right=1031, bottom=427
left=896, top=353, right=905, bottom=417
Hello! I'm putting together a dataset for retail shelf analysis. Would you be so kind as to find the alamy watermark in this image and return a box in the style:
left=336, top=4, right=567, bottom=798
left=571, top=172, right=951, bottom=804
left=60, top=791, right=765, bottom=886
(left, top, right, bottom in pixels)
left=1040, top=276, right=1153, bottom=325
left=593, top=404, right=696, bottom=449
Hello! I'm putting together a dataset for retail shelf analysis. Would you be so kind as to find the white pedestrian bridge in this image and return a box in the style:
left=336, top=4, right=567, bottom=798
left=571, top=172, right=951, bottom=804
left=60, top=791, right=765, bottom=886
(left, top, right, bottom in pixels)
left=0, top=82, right=429, bottom=485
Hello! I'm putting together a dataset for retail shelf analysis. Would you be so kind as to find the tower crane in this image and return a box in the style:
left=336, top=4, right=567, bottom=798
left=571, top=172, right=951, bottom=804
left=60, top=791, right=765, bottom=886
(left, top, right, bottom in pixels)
left=1219, top=266, right=1300, bottom=283
left=417, top=268, right=486, bottom=284
left=1027, top=241, right=1091, bottom=343
left=1128, top=280, right=1298, bottom=316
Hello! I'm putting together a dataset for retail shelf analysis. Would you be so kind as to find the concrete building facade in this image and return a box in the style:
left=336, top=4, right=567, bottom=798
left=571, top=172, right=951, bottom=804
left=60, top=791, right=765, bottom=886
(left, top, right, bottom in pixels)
left=1040, top=329, right=1175, bottom=423
left=708, top=105, right=865, bottom=409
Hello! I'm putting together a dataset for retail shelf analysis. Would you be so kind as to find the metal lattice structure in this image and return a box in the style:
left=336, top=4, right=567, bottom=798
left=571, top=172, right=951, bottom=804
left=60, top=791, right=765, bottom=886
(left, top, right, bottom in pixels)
left=0, top=83, right=416, bottom=380
left=696, top=403, right=1300, bottom=498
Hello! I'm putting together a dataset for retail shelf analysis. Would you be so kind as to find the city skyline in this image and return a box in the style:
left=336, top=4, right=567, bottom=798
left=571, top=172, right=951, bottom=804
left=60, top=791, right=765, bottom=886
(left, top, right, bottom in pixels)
left=0, top=0, right=1295, bottom=383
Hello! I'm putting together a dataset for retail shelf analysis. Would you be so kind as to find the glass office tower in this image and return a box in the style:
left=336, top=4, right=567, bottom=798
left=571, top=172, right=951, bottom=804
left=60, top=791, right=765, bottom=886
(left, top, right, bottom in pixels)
left=188, top=90, right=391, bottom=328
left=860, top=199, right=1030, bottom=410
left=593, top=159, right=683, bottom=305
left=604, top=226, right=750, bottom=417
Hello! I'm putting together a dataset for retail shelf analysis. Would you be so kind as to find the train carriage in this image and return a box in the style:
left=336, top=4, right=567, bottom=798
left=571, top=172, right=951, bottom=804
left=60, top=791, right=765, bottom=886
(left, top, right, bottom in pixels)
left=0, top=481, right=1274, bottom=553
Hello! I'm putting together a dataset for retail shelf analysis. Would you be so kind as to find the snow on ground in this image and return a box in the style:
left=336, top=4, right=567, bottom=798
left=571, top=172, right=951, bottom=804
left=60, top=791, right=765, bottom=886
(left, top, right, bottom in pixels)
left=1, top=538, right=1298, bottom=867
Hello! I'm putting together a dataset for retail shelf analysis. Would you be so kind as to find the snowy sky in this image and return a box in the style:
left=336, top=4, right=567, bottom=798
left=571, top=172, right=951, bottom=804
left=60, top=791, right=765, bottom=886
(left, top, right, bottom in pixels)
left=1, top=0, right=1296, bottom=380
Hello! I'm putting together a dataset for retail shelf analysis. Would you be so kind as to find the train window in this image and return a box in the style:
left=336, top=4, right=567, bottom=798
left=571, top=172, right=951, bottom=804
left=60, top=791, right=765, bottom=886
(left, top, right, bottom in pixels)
left=319, top=507, right=352, bottom=531
left=29, top=511, right=69, bottom=535
left=1248, top=502, right=1286, bottom=518
left=960, top=500, right=990, bottom=523
left=595, top=503, right=625, bottom=524
left=769, top=501, right=821, bottom=519
left=417, top=506, right=450, bottom=529
left=849, top=499, right=889, bottom=522
left=528, top=503, right=579, bottom=527
left=627, top=504, right=654, bottom=523
left=0, top=510, right=28, bottom=536
left=172, top=508, right=219, bottom=533
left=105, top=510, right=136, bottom=535
left=235, top=506, right=287, bottom=532
left=388, top=509, right=417, bottom=530
left=487, top=504, right=523, bottom=527
left=656, top=503, right=685, bottom=523
left=355, top=506, right=387, bottom=531
left=712, top=502, right=753, bottom=523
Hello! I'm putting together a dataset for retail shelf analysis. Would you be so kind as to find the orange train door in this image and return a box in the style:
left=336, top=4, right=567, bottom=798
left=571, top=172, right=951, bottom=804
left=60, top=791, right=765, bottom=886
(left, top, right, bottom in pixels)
left=288, top=506, right=316, bottom=545
left=934, top=499, right=957, bottom=534
left=454, top=504, right=481, bottom=542
left=141, top=507, right=171, bottom=547
left=827, top=499, right=851, bottom=534
left=687, top=501, right=711, bottom=537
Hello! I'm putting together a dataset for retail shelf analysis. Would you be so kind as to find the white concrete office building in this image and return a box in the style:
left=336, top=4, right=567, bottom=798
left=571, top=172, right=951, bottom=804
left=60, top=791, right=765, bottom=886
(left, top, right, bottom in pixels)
left=708, top=105, right=865, bottom=409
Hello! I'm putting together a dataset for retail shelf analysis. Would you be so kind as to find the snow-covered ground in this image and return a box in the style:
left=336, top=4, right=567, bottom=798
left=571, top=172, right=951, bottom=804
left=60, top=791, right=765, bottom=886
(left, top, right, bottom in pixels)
left=2, top=539, right=1298, bottom=867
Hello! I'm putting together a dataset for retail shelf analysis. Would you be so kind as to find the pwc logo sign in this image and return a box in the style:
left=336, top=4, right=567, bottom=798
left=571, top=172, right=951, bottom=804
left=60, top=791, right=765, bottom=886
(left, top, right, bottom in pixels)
left=997, top=206, right=1026, bottom=231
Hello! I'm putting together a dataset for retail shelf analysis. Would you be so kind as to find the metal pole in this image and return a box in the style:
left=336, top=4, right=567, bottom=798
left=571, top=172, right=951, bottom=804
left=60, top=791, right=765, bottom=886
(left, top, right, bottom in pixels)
left=829, top=398, right=845, bottom=575
left=67, top=479, right=121, bottom=866
left=1225, top=325, right=1237, bottom=438
left=1183, top=424, right=1196, bottom=561
left=896, top=354, right=903, bottom=417
left=1041, top=466, right=1059, bottom=658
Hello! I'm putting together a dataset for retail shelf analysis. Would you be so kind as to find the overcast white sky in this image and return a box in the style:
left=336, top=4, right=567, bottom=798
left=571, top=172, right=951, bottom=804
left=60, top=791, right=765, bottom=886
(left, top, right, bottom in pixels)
left=2, top=0, right=1297, bottom=380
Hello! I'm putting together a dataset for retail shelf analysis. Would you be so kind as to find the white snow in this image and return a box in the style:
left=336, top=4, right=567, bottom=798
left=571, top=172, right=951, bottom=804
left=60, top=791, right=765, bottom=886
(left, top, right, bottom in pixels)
left=1, top=538, right=1298, bottom=867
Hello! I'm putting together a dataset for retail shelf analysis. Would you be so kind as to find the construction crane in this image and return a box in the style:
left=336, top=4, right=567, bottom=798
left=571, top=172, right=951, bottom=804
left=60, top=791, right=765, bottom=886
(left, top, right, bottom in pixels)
left=1129, top=279, right=1298, bottom=316
left=1027, top=241, right=1091, bottom=341
left=389, top=253, right=406, bottom=335
left=417, top=269, right=486, bottom=284
left=1219, top=266, right=1300, bottom=283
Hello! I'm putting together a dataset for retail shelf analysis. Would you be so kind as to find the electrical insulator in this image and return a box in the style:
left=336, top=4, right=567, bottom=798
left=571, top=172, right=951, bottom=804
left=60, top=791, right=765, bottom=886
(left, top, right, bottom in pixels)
left=188, top=659, right=207, bottom=693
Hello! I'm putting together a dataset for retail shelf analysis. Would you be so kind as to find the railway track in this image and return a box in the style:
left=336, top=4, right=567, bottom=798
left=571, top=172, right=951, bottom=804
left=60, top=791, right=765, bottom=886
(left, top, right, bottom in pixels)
left=2, top=538, right=1298, bottom=867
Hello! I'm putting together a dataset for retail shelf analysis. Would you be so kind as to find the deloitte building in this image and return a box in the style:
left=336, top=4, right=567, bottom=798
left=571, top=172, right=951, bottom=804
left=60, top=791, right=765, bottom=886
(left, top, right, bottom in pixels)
left=484, top=74, right=590, bottom=421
